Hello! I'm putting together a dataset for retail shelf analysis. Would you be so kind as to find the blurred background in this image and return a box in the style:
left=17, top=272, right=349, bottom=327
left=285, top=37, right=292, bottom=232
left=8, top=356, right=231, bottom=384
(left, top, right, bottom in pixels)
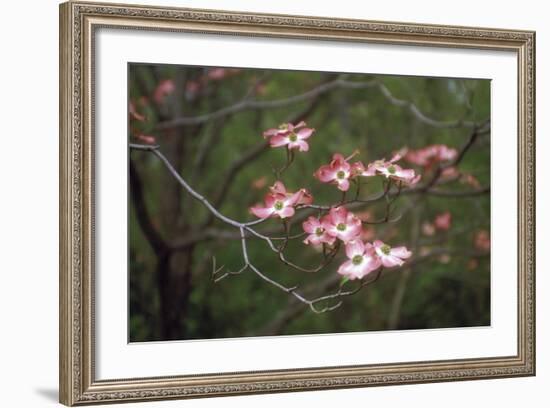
left=128, top=64, right=490, bottom=342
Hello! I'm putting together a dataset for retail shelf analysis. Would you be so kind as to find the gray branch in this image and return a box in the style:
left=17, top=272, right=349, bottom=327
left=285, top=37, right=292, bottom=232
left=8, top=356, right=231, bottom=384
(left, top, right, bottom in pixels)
left=130, top=143, right=384, bottom=313
left=155, top=77, right=480, bottom=130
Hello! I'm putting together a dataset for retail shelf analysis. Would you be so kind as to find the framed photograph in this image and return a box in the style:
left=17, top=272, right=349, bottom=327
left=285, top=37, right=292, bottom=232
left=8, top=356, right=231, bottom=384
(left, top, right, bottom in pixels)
left=59, top=1, right=535, bottom=405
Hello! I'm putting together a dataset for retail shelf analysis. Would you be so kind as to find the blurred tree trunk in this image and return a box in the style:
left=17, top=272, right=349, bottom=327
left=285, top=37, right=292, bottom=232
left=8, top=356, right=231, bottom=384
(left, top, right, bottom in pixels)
left=156, top=247, right=195, bottom=339
left=155, top=68, right=199, bottom=340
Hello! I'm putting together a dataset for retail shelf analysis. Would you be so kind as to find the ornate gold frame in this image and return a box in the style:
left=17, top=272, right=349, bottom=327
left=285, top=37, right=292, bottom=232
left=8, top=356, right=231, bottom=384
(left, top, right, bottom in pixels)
left=59, top=1, right=536, bottom=405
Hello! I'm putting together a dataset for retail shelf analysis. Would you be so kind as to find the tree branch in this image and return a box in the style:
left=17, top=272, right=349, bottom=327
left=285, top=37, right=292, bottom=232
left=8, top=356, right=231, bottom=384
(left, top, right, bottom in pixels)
left=376, top=83, right=478, bottom=129
left=130, top=144, right=397, bottom=313
left=130, top=137, right=489, bottom=315
left=169, top=182, right=489, bottom=250
left=155, top=77, right=482, bottom=131
left=206, top=90, right=328, bottom=222
left=415, top=119, right=489, bottom=193
left=254, top=247, right=488, bottom=336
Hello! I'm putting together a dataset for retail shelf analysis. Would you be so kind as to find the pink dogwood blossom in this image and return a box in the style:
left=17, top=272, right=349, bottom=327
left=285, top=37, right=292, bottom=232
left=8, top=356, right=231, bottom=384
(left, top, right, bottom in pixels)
left=251, top=176, right=268, bottom=190
left=129, top=101, right=146, bottom=122
left=185, top=80, right=202, bottom=98
left=422, top=222, right=436, bottom=236
left=250, top=182, right=305, bottom=219
left=435, top=145, right=457, bottom=161
left=135, top=134, right=156, bottom=145
left=314, top=153, right=354, bottom=191
left=461, top=173, right=481, bottom=189
left=350, top=154, right=420, bottom=185
left=373, top=240, right=412, bottom=267
left=440, top=166, right=460, bottom=179
left=207, top=68, right=229, bottom=80
left=434, top=211, right=452, bottom=231
left=302, top=216, right=337, bottom=246
left=404, top=144, right=458, bottom=168
left=263, top=121, right=315, bottom=152
left=321, top=206, right=362, bottom=243
left=350, top=160, right=377, bottom=178
left=206, top=68, right=241, bottom=81
left=441, top=167, right=481, bottom=189
left=371, top=154, right=421, bottom=185
left=269, top=181, right=313, bottom=206
left=297, top=189, right=314, bottom=206
left=337, top=240, right=382, bottom=280
left=474, top=230, right=491, bottom=252
left=153, top=79, right=175, bottom=104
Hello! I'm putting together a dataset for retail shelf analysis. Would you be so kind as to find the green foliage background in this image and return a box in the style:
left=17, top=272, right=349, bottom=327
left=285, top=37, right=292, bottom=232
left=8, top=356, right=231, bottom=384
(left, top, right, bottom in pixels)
left=129, top=64, right=490, bottom=342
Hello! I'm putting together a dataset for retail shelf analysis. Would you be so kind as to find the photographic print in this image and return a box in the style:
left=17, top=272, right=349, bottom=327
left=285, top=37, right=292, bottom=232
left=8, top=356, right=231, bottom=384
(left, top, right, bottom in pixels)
left=128, top=64, right=491, bottom=342
left=60, top=3, right=535, bottom=404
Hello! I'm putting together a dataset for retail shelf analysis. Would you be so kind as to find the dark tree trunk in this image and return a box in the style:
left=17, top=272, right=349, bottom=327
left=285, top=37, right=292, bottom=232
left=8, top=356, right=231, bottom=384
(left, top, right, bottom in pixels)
left=156, top=246, right=195, bottom=340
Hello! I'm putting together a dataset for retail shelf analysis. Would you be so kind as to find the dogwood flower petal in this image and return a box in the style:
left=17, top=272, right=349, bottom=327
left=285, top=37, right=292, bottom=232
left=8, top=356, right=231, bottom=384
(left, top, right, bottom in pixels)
left=390, top=246, right=412, bottom=259
left=250, top=206, right=274, bottom=219
left=284, top=190, right=305, bottom=207
left=345, top=240, right=365, bottom=259
left=315, top=165, right=337, bottom=182
left=277, top=206, right=295, bottom=219
left=321, top=207, right=362, bottom=243
left=302, top=216, right=320, bottom=234
left=269, top=181, right=286, bottom=195
left=314, top=153, right=356, bottom=190
left=250, top=182, right=308, bottom=220
left=373, top=240, right=411, bottom=268
left=337, top=178, right=350, bottom=191
left=263, top=122, right=315, bottom=151
left=338, top=241, right=381, bottom=279
left=302, top=216, right=337, bottom=246
left=297, top=128, right=314, bottom=139
left=288, top=140, right=309, bottom=151
left=269, top=135, right=290, bottom=147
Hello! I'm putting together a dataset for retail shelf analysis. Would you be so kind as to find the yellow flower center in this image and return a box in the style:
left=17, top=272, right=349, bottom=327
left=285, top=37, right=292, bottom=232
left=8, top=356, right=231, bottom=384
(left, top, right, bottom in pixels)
left=336, top=223, right=346, bottom=231
left=381, top=244, right=391, bottom=255
left=388, top=165, right=396, bottom=174
left=289, top=133, right=297, bottom=142
left=274, top=201, right=284, bottom=211
left=352, top=255, right=363, bottom=265
left=337, top=170, right=346, bottom=179
left=315, top=227, right=324, bottom=236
